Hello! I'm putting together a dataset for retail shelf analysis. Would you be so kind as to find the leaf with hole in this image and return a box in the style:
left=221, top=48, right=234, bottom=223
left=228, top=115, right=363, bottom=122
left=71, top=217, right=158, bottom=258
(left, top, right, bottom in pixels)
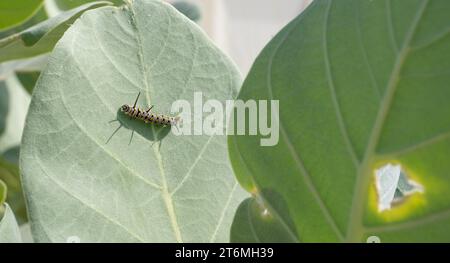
left=21, top=0, right=246, bottom=242
left=229, top=0, right=450, bottom=242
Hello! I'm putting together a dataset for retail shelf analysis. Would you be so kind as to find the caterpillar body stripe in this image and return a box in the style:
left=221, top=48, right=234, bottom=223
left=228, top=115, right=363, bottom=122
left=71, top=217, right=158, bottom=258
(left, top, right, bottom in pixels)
left=121, top=92, right=180, bottom=126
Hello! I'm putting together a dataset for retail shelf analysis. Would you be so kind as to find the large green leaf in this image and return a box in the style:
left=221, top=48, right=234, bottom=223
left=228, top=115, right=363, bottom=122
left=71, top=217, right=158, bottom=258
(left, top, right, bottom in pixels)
left=0, top=1, right=111, bottom=63
left=0, top=0, right=44, bottom=31
left=229, top=0, right=450, bottom=242
left=0, top=203, right=22, bottom=243
left=21, top=0, right=245, bottom=242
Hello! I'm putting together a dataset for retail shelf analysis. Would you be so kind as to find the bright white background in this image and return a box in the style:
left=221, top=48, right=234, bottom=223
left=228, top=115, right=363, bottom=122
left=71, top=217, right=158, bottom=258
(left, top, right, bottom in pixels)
left=169, top=0, right=312, bottom=76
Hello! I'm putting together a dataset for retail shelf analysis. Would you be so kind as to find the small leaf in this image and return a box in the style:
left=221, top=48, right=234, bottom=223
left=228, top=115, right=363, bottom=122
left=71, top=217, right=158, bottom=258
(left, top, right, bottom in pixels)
left=0, top=5, right=48, bottom=40
left=53, top=0, right=124, bottom=11
left=0, top=203, right=22, bottom=243
left=21, top=0, right=246, bottom=242
left=229, top=0, right=450, bottom=242
left=16, top=71, right=41, bottom=94
left=0, top=157, right=27, bottom=224
left=0, top=1, right=111, bottom=63
left=0, top=0, right=44, bottom=31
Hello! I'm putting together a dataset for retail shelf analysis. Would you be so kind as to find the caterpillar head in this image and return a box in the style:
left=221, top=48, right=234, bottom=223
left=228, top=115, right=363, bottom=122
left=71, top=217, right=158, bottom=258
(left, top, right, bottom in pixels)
left=121, top=105, right=130, bottom=112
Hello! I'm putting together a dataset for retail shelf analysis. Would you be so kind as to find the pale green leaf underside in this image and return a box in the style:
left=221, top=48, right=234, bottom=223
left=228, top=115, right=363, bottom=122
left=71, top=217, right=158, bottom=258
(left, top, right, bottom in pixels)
left=229, top=0, right=450, bottom=242
left=21, top=0, right=246, bottom=242
left=0, top=203, right=22, bottom=243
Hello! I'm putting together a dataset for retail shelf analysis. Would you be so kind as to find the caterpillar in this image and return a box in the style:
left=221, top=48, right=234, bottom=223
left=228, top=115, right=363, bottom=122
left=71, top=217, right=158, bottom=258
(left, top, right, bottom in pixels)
left=121, top=92, right=180, bottom=126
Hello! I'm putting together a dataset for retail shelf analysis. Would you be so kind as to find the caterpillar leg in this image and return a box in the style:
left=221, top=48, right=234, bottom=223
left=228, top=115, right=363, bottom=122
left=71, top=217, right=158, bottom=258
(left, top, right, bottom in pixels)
left=106, top=122, right=123, bottom=144
left=133, top=92, right=141, bottom=108
left=129, top=129, right=135, bottom=145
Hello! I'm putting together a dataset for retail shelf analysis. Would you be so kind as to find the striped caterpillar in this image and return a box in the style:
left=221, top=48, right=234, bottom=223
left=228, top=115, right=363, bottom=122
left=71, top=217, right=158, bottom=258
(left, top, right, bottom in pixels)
left=121, top=92, right=180, bottom=126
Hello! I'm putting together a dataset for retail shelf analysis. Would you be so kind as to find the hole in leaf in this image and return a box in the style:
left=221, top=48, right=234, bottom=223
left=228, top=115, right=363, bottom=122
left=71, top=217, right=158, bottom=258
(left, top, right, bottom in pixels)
left=375, top=163, right=424, bottom=212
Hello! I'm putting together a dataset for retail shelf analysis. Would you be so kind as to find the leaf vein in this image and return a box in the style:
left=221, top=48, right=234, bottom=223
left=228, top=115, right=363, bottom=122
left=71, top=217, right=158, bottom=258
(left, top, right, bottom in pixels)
left=355, top=2, right=382, bottom=98
left=128, top=2, right=183, bottom=242
left=170, top=135, right=215, bottom=196
left=386, top=0, right=399, bottom=53
left=378, top=130, right=450, bottom=157
left=209, top=182, right=238, bottom=242
left=365, top=208, right=450, bottom=234
left=90, top=21, right=141, bottom=89
left=68, top=31, right=162, bottom=191
left=34, top=156, right=145, bottom=242
left=323, top=0, right=360, bottom=166
left=265, top=4, right=344, bottom=239
left=346, top=0, right=429, bottom=241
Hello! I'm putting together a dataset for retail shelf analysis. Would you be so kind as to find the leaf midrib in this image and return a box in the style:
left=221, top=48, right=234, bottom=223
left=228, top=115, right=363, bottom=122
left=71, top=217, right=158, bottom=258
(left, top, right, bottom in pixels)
left=345, top=0, right=430, bottom=242
left=70, top=29, right=162, bottom=191
left=128, top=2, right=183, bottom=243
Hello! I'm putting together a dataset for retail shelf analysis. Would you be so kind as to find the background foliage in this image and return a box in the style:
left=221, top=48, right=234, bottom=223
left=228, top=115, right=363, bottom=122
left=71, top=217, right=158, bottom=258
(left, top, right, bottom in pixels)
left=1, top=0, right=449, bottom=243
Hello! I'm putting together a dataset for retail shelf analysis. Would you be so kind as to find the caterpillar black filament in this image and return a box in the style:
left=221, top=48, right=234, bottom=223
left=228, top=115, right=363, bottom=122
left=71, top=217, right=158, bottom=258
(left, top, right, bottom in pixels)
left=121, top=92, right=180, bottom=126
